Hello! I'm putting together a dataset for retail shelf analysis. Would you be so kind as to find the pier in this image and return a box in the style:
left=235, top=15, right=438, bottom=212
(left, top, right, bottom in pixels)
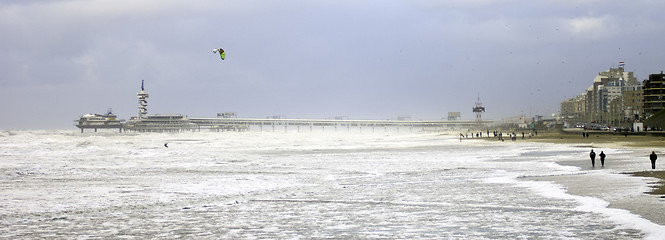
left=76, top=81, right=492, bottom=133
left=79, top=116, right=492, bottom=133
left=188, top=117, right=492, bottom=132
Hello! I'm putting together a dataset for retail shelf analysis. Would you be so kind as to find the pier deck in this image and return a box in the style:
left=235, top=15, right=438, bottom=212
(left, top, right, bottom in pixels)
left=188, top=118, right=492, bottom=132
left=79, top=117, right=492, bottom=132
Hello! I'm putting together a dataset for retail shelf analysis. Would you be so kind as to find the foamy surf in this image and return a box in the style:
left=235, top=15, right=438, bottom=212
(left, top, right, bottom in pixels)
left=0, top=130, right=662, bottom=239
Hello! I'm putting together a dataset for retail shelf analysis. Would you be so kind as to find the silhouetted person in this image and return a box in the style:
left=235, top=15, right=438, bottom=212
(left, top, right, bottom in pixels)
left=650, top=151, right=657, bottom=169
left=590, top=149, right=596, bottom=167
left=164, top=142, right=169, bottom=148
left=599, top=151, right=606, bottom=167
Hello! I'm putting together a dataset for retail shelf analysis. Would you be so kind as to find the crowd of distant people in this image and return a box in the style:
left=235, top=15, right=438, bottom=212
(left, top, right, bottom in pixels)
left=459, top=130, right=538, bottom=142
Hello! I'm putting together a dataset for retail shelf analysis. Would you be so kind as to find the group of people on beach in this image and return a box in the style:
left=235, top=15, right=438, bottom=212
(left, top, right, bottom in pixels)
left=589, top=149, right=658, bottom=169
left=459, top=130, right=537, bottom=142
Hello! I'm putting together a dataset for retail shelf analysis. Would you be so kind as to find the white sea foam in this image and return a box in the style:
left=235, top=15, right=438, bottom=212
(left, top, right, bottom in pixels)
left=484, top=167, right=665, bottom=240
left=0, top=130, right=662, bottom=239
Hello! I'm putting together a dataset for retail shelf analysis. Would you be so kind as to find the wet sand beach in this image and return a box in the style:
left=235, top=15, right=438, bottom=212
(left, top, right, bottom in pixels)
left=514, top=130, right=665, bottom=225
left=632, top=171, right=665, bottom=195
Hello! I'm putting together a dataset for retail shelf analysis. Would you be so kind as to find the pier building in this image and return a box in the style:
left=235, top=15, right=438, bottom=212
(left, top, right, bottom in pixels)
left=75, top=109, right=124, bottom=133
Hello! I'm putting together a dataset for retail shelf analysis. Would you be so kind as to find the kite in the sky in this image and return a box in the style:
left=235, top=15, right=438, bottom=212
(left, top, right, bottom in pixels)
left=213, top=48, right=225, bottom=60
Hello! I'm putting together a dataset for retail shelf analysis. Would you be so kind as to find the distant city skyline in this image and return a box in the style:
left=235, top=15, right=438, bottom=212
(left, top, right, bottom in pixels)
left=2, top=0, right=665, bottom=129
left=560, top=66, right=642, bottom=127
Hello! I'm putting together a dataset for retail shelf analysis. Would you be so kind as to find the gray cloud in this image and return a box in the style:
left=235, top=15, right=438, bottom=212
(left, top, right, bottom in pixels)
left=2, top=0, right=665, bottom=129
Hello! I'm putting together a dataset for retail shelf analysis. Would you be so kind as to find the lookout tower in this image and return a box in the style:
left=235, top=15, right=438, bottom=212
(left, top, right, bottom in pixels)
left=137, top=80, right=149, bottom=119
left=473, top=96, right=485, bottom=126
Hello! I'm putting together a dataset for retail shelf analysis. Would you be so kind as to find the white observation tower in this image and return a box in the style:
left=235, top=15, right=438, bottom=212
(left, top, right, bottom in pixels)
left=137, top=80, right=149, bottom=119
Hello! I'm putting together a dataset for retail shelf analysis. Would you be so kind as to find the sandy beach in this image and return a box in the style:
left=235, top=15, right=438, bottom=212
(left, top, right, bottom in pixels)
left=501, top=129, right=665, bottom=225
left=522, top=130, right=665, bottom=149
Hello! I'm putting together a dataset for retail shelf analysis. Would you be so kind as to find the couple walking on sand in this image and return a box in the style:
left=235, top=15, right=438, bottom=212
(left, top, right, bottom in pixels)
left=589, top=149, right=606, bottom=167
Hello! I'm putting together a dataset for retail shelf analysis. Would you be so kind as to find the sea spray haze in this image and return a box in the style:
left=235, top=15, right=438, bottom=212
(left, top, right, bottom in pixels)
left=1, top=130, right=664, bottom=239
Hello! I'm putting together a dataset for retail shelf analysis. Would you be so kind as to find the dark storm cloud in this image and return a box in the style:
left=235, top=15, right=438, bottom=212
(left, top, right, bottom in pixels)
left=1, top=0, right=665, bottom=129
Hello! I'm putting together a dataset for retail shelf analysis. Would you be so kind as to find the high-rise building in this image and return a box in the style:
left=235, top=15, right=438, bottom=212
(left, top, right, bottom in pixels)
left=643, top=72, right=665, bottom=118
left=560, top=95, right=586, bottom=126
left=622, top=85, right=643, bottom=121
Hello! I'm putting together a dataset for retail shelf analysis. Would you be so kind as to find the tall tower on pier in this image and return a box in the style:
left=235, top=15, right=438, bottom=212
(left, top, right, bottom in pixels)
left=472, top=96, right=485, bottom=127
left=137, top=80, right=149, bottom=119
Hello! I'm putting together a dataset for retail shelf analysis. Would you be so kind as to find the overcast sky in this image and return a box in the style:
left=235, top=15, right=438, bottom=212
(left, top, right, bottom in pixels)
left=2, top=0, right=665, bottom=129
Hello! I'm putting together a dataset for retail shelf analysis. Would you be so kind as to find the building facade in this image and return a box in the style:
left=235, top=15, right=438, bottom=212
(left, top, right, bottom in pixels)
left=560, top=95, right=586, bottom=126
left=643, top=72, right=665, bottom=118
left=622, top=85, right=643, bottom=121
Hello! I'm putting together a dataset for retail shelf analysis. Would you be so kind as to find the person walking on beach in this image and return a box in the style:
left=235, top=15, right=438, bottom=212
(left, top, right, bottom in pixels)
left=599, top=151, right=606, bottom=167
left=650, top=151, right=657, bottom=169
left=589, top=149, right=596, bottom=167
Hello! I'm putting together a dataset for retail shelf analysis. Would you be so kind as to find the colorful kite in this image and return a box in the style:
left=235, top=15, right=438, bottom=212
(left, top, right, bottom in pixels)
left=213, top=48, right=225, bottom=60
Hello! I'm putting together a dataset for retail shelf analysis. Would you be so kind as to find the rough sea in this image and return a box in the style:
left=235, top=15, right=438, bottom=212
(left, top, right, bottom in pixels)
left=1, top=129, right=664, bottom=239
